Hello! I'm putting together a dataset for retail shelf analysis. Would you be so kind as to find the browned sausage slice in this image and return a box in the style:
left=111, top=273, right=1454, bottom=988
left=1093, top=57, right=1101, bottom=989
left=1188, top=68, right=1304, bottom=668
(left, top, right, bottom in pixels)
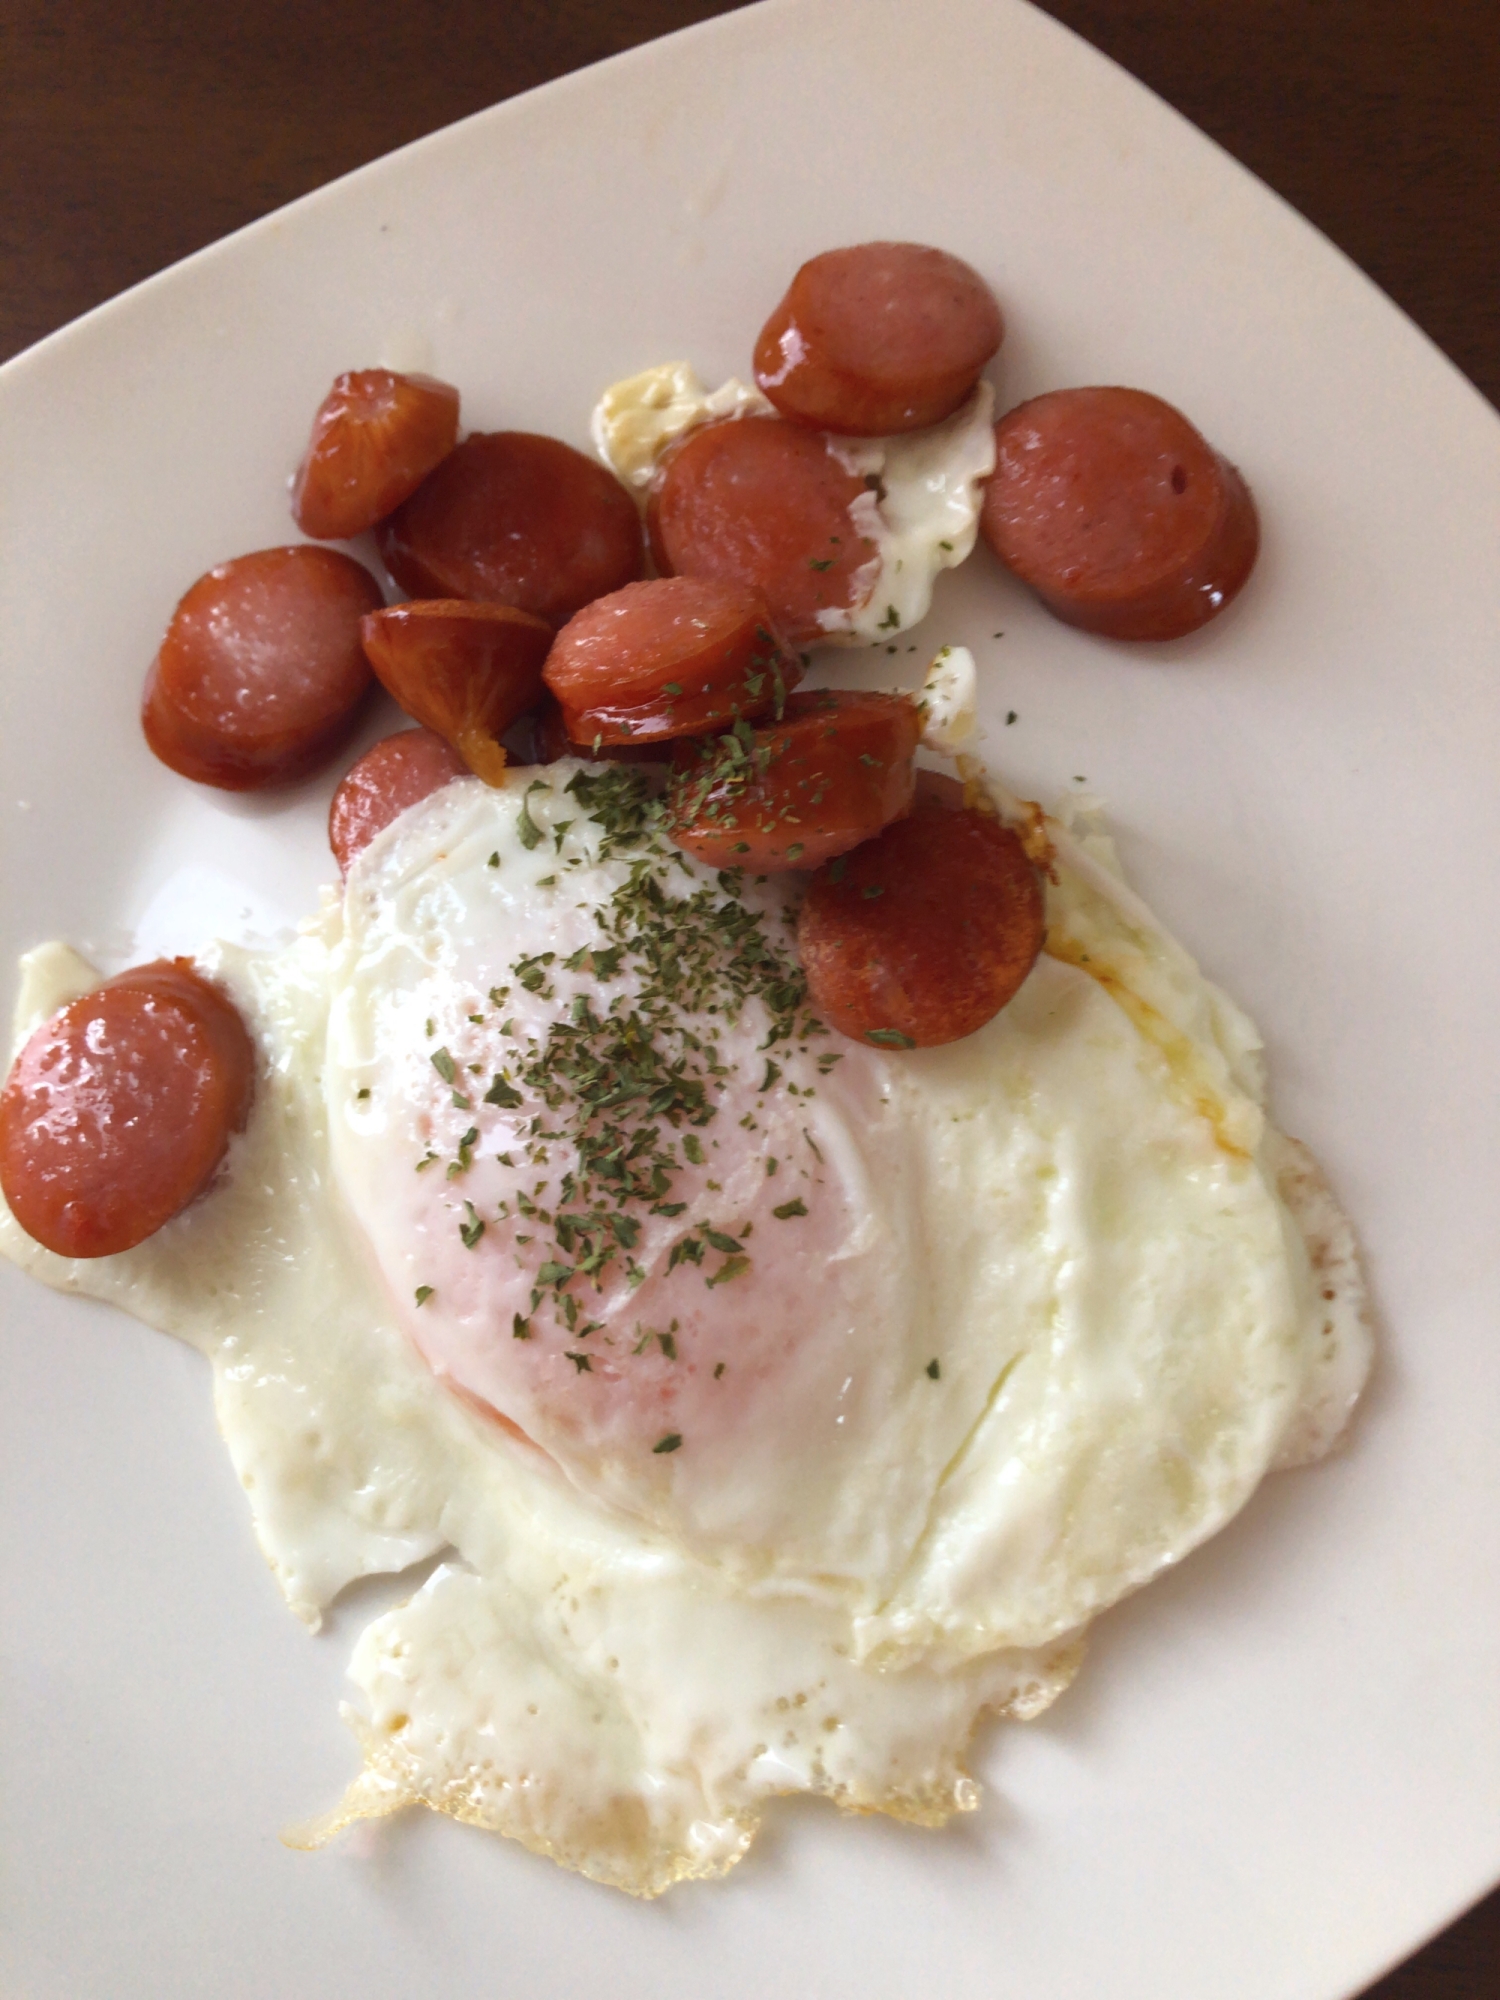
left=0, top=960, right=256, bottom=1258
left=328, top=727, right=469, bottom=875
left=544, top=577, right=800, bottom=746
left=797, top=788, right=1044, bottom=1048
left=647, top=418, right=874, bottom=647
left=666, top=689, right=919, bottom=871
left=980, top=387, right=1259, bottom=641
left=359, top=599, right=552, bottom=784
left=377, top=432, right=645, bottom=627
left=142, top=546, right=382, bottom=790
left=292, top=369, right=460, bottom=541
left=754, top=242, right=1003, bottom=436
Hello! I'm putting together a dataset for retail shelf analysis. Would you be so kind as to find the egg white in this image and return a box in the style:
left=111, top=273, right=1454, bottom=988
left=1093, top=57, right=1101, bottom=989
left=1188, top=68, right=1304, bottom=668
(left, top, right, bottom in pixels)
left=916, top=643, right=980, bottom=753
left=0, top=761, right=1370, bottom=1895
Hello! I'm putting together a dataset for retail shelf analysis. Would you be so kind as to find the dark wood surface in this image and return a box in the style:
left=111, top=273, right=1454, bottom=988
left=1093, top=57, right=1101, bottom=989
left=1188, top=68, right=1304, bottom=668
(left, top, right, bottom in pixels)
left=1, top=3, right=1496, bottom=1994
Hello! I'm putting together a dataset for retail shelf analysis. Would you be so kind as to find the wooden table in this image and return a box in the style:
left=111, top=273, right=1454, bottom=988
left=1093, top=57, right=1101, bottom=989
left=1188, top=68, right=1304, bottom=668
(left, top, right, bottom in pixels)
left=1, top=4, right=1495, bottom=1994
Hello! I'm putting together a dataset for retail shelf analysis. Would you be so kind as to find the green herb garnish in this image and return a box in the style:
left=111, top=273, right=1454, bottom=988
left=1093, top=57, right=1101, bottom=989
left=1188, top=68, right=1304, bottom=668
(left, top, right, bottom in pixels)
left=706, top=1253, right=751, bottom=1288
left=516, top=780, right=548, bottom=849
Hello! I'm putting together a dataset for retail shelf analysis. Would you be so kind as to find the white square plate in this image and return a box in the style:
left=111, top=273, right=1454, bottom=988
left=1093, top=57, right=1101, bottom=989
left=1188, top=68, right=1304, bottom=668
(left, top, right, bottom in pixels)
left=3, top=2, right=1499, bottom=1994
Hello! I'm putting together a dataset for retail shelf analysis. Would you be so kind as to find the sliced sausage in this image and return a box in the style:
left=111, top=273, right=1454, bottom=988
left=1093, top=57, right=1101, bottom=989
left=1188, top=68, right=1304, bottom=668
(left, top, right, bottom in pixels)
left=797, top=788, right=1043, bottom=1048
left=0, top=960, right=256, bottom=1259
left=142, top=546, right=382, bottom=790
left=377, top=431, right=645, bottom=627
left=359, top=599, right=552, bottom=784
left=328, top=727, right=469, bottom=874
left=292, top=369, right=460, bottom=541
left=666, top=689, right=919, bottom=871
left=754, top=242, right=1003, bottom=436
left=647, top=417, right=875, bottom=647
left=980, top=386, right=1259, bottom=641
left=543, top=576, right=800, bottom=746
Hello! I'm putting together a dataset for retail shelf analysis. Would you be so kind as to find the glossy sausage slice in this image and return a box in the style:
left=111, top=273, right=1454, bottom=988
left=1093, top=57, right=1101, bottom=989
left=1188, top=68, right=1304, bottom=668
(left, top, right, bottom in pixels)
left=544, top=577, right=800, bottom=746
left=142, top=546, right=382, bottom=790
left=754, top=242, right=1003, bottom=436
left=797, top=788, right=1043, bottom=1048
left=0, top=960, right=256, bottom=1258
left=666, top=689, right=919, bottom=871
left=360, top=599, right=552, bottom=784
left=328, top=727, right=469, bottom=875
left=292, top=369, right=460, bottom=541
left=647, top=417, right=875, bottom=647
left=378, top=431, right=645, bottom=627
left=980, top=387, right=1259, bottom=641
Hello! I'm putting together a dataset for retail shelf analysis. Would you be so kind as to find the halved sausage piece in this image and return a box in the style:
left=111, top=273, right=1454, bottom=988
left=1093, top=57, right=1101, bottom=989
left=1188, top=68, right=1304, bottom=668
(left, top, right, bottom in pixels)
left=980, top=387, right=1259, bottom=641
left=142, top=546, right=382, bottom=790
left=647, top=417, right=875, bottom=647
left=544, top=577, right=800, bottom=746
left=378, top=431, right=645, bottom=627
left=292, top=369, right=460, bottom=541
left=666, top=689, right=919, bottom=871
left=797, top=786, right=1043, bottom=1048
left=0, top=960, right=256, bottom=1259
left=754, top=242, right=1003, bottom=436
left=360, top=599, right=552, bottom=784
left=328, top=727, right=469, bottom=875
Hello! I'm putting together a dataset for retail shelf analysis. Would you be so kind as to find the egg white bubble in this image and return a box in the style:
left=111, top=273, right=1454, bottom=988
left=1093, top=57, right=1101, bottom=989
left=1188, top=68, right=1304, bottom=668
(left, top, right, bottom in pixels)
left=0, top=760, right=1370, bottom=1895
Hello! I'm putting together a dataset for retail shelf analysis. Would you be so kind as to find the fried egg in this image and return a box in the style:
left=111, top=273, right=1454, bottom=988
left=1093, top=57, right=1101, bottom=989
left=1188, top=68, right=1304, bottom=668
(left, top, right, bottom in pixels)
left=0, top=758, right=1370, bottom=1895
